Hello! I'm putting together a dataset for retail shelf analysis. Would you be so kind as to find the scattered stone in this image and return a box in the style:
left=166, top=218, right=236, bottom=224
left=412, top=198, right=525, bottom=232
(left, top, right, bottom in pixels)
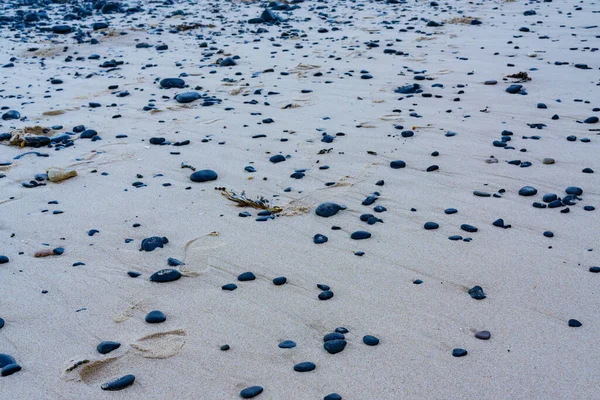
left=101, top=374, right=135, bottom=391
left=468, top=286, right=486, bottom=300
left=149, top=269, right=182, bottom=282
left=363, top=335, right=380, bottom=346
left=97, top=341, right=121, bottom=354
left=240, top=386, right=264, bottom=398
left=294, top=362, right=316, bottom=372
left=190, top=170, right=218, bottom=182
left=145, top=310, right=167, bottom=323
left=140, top=236, right=168, bottom=251
left=568, top=319, right=582, bottom=327
left=452, top=348, right=468, bottom=357
left=475, top=331, right=491, bottom=340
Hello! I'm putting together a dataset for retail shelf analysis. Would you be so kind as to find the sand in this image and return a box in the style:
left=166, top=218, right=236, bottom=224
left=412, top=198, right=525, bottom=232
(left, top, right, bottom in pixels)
left=0, top=0, right=599, bottom=398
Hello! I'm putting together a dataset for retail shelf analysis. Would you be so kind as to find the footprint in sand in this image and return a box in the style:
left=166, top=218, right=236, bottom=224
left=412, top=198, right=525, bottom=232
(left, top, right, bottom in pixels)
left=130, top=329, right=187, bottom=359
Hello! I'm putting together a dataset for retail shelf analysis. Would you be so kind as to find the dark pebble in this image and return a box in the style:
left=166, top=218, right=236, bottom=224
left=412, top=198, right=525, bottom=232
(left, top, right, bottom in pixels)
left=294, top=362, right=316, bottom=372
left=0, top=354, right=16, bottom=368
left=324, top=332, right=345, bottom=342
left=220, top=345, right=230, bottom=351
left=461, top=224, right=478, bottom=233
left=145, top=310, right=166, bottom=323
left=565, top=186, right=583, bottom=196
left=543, top=231, right=554, bottom=238
left=363, top=335, right=380, bottom=346
left=0, top=255, right=8, bottom=264
left=518, top=186, right=537, bottom=196
left=468, top=286, right=486, bottom=300
left=127, top=271, right=141, bottom=278
left=149, top=268, right=182, bottom=283
left=222, top=284, right=238, bottom=291
left=589, top=266, right=600, bottom=273
left=324, top=340, right=347, bottom=354
left=324, top=394, right=342, bottom=400
left=317, top=284, right=330, bottom=291
left=315, top=203, right=346, bottom=218
left=318, top=290, right=334, bottom=300
left=390, top=160, right=406, bottom=169
left=351, top=231, right=371, bottom=240
left=278, top=340, right=296, bottom=349
left=140, top=236, right=168, bottom=251
left=424, top=222, right=439, bottom=230
left=314, top=234, right=328, bottom=244
left=445, top=208, right=458, bottom=215
left=190, top=170, right=218, bottom=182
left=1, top=363, right=21, bottom=376
left=568, top=319, right=582, bottom=327
left=273, top=276, right=287, bottom=285
left=452, top=348, right=468, bottom=357
left=97, top=341, right=121, bottom=354
left=240, top=386, right=264, bottom=398
left=269, top=155, right=286, bottom=163
left=101, top=374, right=135, bottom=391
left=238, top=272, right=256, bottom=281
left=475, top=331, right=491, bottom=340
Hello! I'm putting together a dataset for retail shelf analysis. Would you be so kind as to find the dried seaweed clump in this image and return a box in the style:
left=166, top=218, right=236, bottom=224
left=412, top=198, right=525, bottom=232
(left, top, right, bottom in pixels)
left=220, top=188, right=283, bottom=213
left=507, top=72, right=532, bottom=82
left=174, top=23, right=216, bottom=31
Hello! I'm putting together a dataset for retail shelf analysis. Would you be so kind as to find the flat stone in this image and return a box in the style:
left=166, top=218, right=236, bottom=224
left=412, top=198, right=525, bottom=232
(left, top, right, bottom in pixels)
left=461, top=224, right=478, bottom=233
left=97, top=341, right=121, bottom=354
left=1, top=363, right=21, bottom=376
left=101, top=374, right=135, bottom=391
left=424, top=222, right=439, bottom=230
left=315, top=203, right=346, bottom=218
left=350, top=231, right=371, bottom=240
left=190, top=170, right=218, bottom=182
left=542, top=158, right=555, bottom=165
left=294, top=362, right=316, bottom=372
left=273, top=276, right=287, bottom=285
left=324, top=339, right=347, bottom=354
left=318, top=290, right=334, bottom=300
left=0, top=354, right=16, bottom=368
left=149, top=268, right=181, bottom=283
left=363, top=335, right=380, bottom=346
left=222, top=283, right=238, bottom=291
left=475, top=331, right=491, bottom=340
left=568, top=319, right=582, bottom=327
left=278, top=340, right=296, bottom=349
left=390, top=160, right=406, bottom=169
left=452, top=348, right=468, bottom=357
left=240, top=386, right=264, bottom=398
left=518, top=186, right=537, bottom=196
left=238, top=272, right=256, bottom=281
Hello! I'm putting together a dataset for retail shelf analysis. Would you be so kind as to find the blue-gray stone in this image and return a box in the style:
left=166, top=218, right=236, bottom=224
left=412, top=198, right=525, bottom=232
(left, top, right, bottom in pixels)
left=318, top=290, right=334, bottom=300
left=278, top=340, right=296, bottom=349
left=140, top=236, right=168, bottom=251
left=238, top=272, right=256, bottom=281
left=97, top=341, right=121, bottom=354
left=145, top=310, right=166, bottom=323
left=363, top=335, right=380, bottom=346
left=0, top=354, right=16, bottom=368
left=452, top=348, right=468, bottom=357
left=222, top=283, right=238, bottom=291
left=101, top=374, right=135, bottom=391
left=461, top=224, right=478, bottom=233
left=160, top=78, right=186, bottom=89
left=351, top=231, right=371, bottom=240
left=273, top=276, right=287, bottom=285
left=294, top=362, right=316, bottom=372
left=1, top=363, right=21, bottom=376
left=324, top=339, right=347, bottom=354
left=269, top=154, right=286, bottom=163
left=424, top=222, right=439, bottom=230
left=175, top=92, right=201, bottom=103
left=468, top=286, right=486, bottom=300
left=324, top=332, right=345, bottom=342
left=240, top=386, right=263, bottom=398
left=0, top=255, right=8, bottom=264
left=314, top=234, right=328, bottom=244
left=568, top=319, right=582, bottom=327
left=315, top=203, right=346, bottom=218
left=149, top=268, right=182, bottom=283
left=518, top=186, right=537, bottom=196
left=190, top=170, right=218, bottom=182
left=390, top=160, right=406, bottom=169
left=565, top=186, right=583, bottom=196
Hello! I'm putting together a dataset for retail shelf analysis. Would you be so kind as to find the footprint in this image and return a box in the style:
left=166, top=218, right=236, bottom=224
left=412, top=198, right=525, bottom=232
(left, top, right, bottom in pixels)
left=61, top=352, right=129, bottom=384
left=131, top=329, right=187, bottom=359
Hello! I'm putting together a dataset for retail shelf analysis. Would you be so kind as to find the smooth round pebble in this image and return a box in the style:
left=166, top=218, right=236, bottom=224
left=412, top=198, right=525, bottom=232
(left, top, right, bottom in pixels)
left=240, top=386, right=264, bottom=398
left=318, top=290, right=334, bottom=300
left=238, top=272, right=256, bottom=281
left=314, top=234, right=328, bottom=244
left=363, top=335, right=380, bottom=346
left=475, top=331, right=491, bottom=340
left=145, top=310, right=166, bottom=323
left=190, top=169, right=218, bottom=182
left=452, top=348, right=468, bottom=357
left=101, top=374, right=135, bottom=391
left=97, top=341, right=121, bottom=354
left=278, top=340, right=297, bottom=349
left=294, top=362, right=316, bottom=372
left=424, top=222, right=439, bottom=230
left=273, top=276, right=287, bottom=285
left=518, top=186, right=538, bottom=196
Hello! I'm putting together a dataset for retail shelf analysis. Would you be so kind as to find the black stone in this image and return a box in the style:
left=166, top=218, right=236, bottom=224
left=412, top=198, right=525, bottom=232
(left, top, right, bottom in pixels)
left=273, top=276, right=287, bottom=285
left=149, top=268, right=182, bottom=283
left=101, top=374, right=135, bottom=391
left=461, top=224, right=478, bottom=233
left=269, top=155, right=286, bottom=163
left=589, top=267, right=600, bottom=273
left=1, top=363, right=21, bottom=376
left=568, top=319, right=582, bottom=327
left=324, top=340, right=347, bottom=354
left=145, top=310, right=166, bottom=323
left=316, top=203, right=346, bottom=218
left=475, top=331, right=491, bottom=340
left=452, top=348, right=468, bottom=357
left=97, top=341, right=121, bottom=354
left=278, top=340, right=296, bottom=349
left=0, top=255, right=8, bottom=264
left=314, top=234, right=328, bottom=244
left=0, top=354, right=16, bottom=368
left=565, top=186, right=583, bottom=196
left=363, top=335, right=380, bottom=346
left=190, top=170, right=218, bottom=182
left=160, top=78, right=185, bottom=89
left=543, top=231, right=554, bottom=238
left=424, top=222, right=439, bottom=230
left=222, top=284, right=238, bottom=291
left=324, top=332, right=345, bottom=342
left=318, top=290, right=334, bottom=300
left=140, top=236, right=168, bottom=251
left=390, top=160, right=406, bottom=169
left=240, top=386, right=264, bottom=398
left=238, top=272, right=256, bottom=281
left=294, top=362, right=316, bottom=372
left=175, top=92, right=201, bottom=103
left=351, top=231, right=371, bottom=240
left=127, top=271, right=141, bottom=278
left=518, top=186, right=537, bottom=196
left=324, top=394, right=342, bottom=400
left=468, top=286, right=486, bottom=300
